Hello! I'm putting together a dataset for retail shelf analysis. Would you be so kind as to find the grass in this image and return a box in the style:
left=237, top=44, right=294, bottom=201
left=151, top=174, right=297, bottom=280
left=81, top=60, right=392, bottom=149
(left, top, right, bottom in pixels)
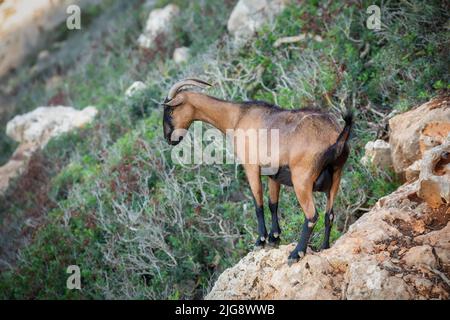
left=0, top=0, right=448, bottom=299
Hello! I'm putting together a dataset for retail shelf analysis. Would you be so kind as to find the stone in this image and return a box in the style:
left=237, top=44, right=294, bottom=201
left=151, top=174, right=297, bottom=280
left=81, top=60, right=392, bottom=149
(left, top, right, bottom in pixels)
left=137, top=4, right=180, bottom=50
left=173, top=47, right=190, bottom=64
left=419, top=122, right=450, bottom=155
left=389, top=96, right=450, bottom=174
left=37, top=50, right=49, bottom=61
left=402, top=245, right=437, bottom=269
left=125, top=81, right=146, bottom=98
left=6, top=106, right=98, bottom=145
left=417, top=135, right=450, bottom=208
left=361, top=139, right=393, bottom=169
left=405, top=160, right=421, bottom=182
left=345, top=261, right=411, bottom=300
left=227, top=0, right=288, bottom=42
left=415, top=222, right=450, bottom=265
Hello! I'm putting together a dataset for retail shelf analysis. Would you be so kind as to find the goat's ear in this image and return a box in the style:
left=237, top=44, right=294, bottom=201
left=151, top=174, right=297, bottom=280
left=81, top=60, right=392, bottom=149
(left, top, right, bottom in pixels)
left=164, top=94, right=184, bottom=107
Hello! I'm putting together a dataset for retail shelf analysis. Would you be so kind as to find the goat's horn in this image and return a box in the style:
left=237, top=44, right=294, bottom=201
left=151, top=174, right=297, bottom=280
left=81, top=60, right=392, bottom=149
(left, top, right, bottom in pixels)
left=167, top=78, right=212, bottom=100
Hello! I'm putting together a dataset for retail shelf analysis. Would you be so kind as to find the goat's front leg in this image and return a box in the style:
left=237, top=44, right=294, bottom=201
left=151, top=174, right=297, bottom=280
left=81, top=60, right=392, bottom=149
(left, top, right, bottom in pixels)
left=244, top=164, right=267, bottom=249
left=288, top=168, right=318, bottom=265
left=267, top=177, right=281, bottom=247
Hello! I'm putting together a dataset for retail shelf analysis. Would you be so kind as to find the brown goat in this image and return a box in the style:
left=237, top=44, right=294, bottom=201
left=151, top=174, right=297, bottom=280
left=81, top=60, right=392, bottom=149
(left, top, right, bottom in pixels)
left=162, top=79, right=352, bottom=264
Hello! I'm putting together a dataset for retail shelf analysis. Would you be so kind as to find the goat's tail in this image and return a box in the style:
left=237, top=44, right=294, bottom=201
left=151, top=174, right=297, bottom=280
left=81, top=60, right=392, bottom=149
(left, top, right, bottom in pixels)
left=320, top=110, right=353, bottom=169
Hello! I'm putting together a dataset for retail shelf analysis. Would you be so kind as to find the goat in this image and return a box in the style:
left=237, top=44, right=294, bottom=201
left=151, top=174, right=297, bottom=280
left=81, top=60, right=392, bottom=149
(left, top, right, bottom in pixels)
left=162, top=78, right=352, bottom=264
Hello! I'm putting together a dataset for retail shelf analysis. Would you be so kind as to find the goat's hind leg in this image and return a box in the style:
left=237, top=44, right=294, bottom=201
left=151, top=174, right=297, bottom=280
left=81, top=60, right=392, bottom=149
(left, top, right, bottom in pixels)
left=288, top=169, right=318, bottom=265
left=321, top=168, right=342, bottom=250
left=267, top=177, right=281, bottom=247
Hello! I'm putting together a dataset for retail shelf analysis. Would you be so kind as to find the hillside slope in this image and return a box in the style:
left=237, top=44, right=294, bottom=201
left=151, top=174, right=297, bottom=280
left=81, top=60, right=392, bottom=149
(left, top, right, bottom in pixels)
left=0, top=0, right=448, bottom=299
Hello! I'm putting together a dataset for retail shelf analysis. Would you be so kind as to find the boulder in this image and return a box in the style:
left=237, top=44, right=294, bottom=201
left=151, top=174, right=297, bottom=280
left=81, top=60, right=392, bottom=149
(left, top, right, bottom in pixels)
left=389, top=97, right=450, bottom=174
left=361, top=139, right=393, bottom=169
left=227, top=0, right=288, bottom=42
left=6, top=106, right=98, bottom=145
left=173, top=47, right=190, bottom=64
left=207, top=184, right=449, bottom=299
left=137, top=4, right=180, bottom=50
left=0, top=106, right=97, bottom=193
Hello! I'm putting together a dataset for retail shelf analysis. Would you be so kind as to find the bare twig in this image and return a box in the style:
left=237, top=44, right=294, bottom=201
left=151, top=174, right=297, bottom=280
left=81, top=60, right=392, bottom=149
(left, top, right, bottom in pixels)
left=273, top=33, right=323, bottom=48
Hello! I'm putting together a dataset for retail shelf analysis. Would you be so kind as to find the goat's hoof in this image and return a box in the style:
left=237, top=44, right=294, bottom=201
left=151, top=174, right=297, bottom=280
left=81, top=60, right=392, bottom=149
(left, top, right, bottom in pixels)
left=287, top=251, right=305, bottom=266
left=287, top=257, right=297, bottom=266
left=267, top=232, right=281, bottom=248
left=254, top=237, right=266, bottom=250
left=320, top=243, right=330, bottom=251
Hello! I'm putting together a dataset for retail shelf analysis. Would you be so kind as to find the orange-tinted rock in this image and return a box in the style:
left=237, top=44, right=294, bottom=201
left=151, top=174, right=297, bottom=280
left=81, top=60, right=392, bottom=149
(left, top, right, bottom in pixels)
left=389, top=97, right=449, bottom=174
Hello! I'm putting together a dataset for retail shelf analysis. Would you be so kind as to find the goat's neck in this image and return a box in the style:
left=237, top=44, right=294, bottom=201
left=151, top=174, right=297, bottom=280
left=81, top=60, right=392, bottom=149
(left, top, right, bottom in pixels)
left=190, top=93, right=241, bottom=133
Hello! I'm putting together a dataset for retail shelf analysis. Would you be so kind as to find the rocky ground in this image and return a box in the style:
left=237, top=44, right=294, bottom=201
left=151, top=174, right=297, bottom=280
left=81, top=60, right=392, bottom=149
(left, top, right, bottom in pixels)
left=207, top=97, right=450, bottom=300
left=207, top=186, right=450, bottom=299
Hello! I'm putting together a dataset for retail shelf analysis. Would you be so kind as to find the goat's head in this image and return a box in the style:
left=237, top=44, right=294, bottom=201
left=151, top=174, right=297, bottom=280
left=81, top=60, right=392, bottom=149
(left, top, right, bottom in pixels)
left=162, top=78, right=212, bottom=145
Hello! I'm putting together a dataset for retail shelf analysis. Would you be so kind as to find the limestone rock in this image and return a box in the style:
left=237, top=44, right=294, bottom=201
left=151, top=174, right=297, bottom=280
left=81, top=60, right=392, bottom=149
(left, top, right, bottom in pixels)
left=227, top=0, right=288, bottom=42
left=361, top=139, right=393, bottom=169
left=173, top=47, right=190, bottom=64
left=402, top=245, right=437, bottom=269
left=389, top=97, right=450, bottom=174
left=415, top=222, right=450, bottom=265
left=417, top=135, right=450, bottom=208
left=137, top=4, right=180, bottom=50
left=345, top=260, right=411, bottom=300
left=125, top=81, right=146, bottom=98
left=405, top=160, right=421, bottom=182
left=420, top=122, right=450, bottom=155
left=6, top=106, right=98, bottom=146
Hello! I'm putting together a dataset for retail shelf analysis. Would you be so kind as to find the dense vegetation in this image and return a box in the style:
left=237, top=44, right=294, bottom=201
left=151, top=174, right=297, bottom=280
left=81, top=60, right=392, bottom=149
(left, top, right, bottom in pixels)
left=0, top=0, right=448, bottom=299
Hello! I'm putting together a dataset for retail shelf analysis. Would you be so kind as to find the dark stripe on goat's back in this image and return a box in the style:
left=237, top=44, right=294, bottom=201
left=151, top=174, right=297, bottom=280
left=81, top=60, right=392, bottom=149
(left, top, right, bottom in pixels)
left=207, top=95, right=333, bottom=123
left=240, top=100, right=324, bottom=115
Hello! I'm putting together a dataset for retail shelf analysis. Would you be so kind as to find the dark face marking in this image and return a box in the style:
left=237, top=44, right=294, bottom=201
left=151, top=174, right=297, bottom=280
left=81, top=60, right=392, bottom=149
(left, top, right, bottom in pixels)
left=163, top=106, right=175, bottom=144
